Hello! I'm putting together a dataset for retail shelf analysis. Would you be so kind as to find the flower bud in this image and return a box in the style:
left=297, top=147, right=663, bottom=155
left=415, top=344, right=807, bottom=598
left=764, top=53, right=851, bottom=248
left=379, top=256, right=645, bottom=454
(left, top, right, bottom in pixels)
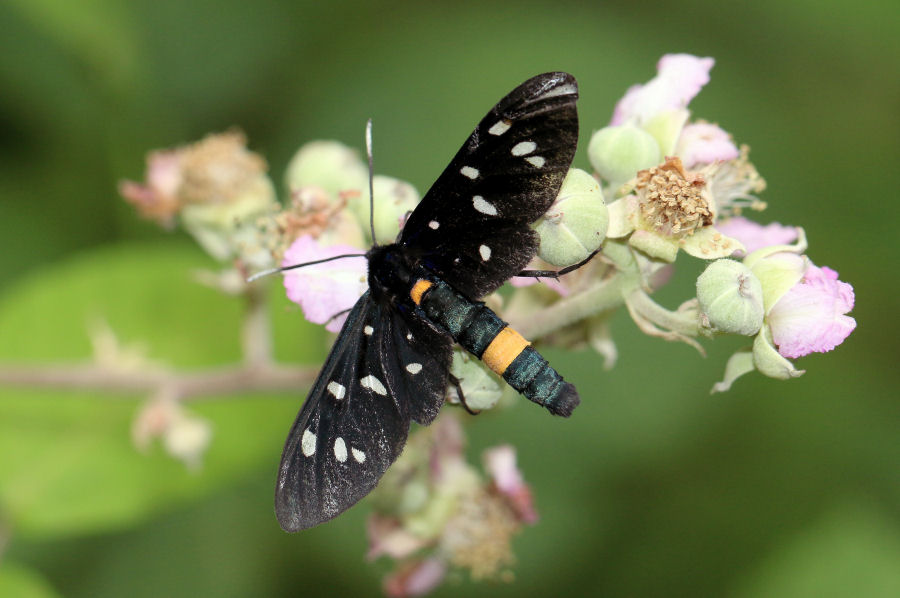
left=180, top=180, right=276, bottom=261
left=534, top=168, right=607, bottom=266
left=696, top=259, right=764, bottom=335
left=588, top=125, right=660, bottom=186
left=162, top=411, right=213, bottom=470
left=349, top=175, right=420, bottom=245
left=284, top=140, right=368, bottom=197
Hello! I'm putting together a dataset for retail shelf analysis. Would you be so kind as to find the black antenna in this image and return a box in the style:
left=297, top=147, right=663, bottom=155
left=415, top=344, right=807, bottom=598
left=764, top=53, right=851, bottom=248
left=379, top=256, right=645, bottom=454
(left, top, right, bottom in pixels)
left=247, top=253, right=366, bottom=283
left=365, top=118, right=376, bottom=245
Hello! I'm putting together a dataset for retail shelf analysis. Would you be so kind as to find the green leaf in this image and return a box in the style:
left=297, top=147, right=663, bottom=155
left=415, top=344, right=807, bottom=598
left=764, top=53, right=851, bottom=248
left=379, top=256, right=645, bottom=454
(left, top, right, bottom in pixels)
left=0, top=242, right=324, bottom=538
left=0, top=561, right=60, bottom=598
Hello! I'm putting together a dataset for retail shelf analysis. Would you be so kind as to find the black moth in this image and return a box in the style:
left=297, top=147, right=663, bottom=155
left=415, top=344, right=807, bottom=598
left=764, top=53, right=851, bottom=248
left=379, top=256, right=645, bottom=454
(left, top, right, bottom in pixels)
left=276, top=72, right=581, bottom=531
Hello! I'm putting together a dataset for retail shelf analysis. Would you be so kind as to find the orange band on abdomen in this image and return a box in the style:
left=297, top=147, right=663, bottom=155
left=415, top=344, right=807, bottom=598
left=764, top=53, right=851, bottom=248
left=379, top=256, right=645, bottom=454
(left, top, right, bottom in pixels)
left=410, top=279, right=433, bottom=305
left=481, top=326, right=530, bottom=375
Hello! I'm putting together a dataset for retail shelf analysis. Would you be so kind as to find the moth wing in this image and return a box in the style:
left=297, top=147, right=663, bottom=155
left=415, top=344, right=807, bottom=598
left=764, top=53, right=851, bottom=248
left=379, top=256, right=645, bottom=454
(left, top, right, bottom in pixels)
left=275, top=293, right=409, bottom=531
left=399, top=72, right=579, bottom=298
left=385, top=306, right=453, bottom=426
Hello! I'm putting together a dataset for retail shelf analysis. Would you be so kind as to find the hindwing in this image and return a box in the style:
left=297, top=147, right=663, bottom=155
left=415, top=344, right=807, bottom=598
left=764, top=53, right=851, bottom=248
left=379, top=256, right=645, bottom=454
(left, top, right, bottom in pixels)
left=275, top=293, right=452, bottom=531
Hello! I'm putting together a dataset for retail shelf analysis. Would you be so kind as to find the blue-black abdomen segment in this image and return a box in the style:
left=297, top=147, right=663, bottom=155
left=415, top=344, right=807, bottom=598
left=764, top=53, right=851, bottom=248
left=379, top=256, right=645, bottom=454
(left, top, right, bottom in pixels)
left=502, top=346, right=579, bottom=417
left=416, top=277, right=579, bottom=417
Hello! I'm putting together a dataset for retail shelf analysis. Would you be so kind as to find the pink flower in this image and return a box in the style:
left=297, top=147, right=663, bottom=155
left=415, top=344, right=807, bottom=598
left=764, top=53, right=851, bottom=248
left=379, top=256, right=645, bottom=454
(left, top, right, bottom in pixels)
left=483, top=445, right=538, bottom=524
left=676, top=122, right=739, bottom=167
left=383, top=559, right=447, bottom=598
left=610, top=54, right=715, bottom=126
left=281, top=235, right=367, bottom=332
left=366, top=514, right=429, bottom=560
left=768, top=264, right=856, bottom=358
left=118, top=150, right=184, bottom=227
left=717, top=217, right=799, bottom=256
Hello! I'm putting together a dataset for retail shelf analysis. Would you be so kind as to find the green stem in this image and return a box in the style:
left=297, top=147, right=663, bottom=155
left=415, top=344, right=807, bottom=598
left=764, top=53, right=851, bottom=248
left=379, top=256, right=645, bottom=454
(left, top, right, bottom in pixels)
left=510, top=265, right=642, bottom=342
left=242, top=283, right=272, bottom=367
left=626, top=289, right=701, bottom=337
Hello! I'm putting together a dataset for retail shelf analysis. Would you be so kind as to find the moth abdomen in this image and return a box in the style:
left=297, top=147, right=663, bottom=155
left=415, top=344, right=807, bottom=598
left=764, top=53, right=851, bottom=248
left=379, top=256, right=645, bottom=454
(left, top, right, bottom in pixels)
left=502, top=347, right=580, bottom=417
left=412, top=276, right=580, bottom=417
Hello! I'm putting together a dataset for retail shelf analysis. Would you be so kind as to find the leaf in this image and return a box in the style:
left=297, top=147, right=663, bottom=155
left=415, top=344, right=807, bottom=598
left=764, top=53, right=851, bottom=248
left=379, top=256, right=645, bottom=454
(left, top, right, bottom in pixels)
left=0, top=561, right=61, bottom=598
left=0, top=242, right=324, bottom=538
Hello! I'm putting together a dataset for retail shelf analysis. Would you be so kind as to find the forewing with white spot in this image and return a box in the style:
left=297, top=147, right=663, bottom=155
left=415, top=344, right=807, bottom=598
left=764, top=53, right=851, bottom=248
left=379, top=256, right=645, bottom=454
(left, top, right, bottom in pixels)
left=399, top=72, right=579, bottom=298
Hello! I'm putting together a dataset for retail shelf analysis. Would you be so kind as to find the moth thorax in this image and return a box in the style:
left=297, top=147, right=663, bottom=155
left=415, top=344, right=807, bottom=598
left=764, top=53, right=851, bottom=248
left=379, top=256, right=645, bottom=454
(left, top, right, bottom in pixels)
left=367, top=244, right=417, bottom=302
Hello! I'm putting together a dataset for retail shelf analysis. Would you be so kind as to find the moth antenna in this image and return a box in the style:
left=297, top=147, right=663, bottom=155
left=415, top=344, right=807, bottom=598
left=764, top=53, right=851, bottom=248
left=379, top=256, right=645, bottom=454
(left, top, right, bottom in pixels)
left=365, top=118, right=377, bottom=245
left=246, top=253, right=366, bottom=283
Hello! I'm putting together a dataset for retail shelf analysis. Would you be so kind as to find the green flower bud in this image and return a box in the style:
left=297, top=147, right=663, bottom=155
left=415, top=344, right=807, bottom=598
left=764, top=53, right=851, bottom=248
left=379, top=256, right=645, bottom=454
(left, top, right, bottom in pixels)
left=448, top=351, right=502, bottom=411
left=696, top=259, right=764, bottom=335
left=534, top=168, right=608, bottom=266
left=588, top=125, right=661, bottom=187
left=181, top=178, right=277, bottom=261
left=284, top=141, right=368, bottom=197
left=348, top=175, right=420, bottom=245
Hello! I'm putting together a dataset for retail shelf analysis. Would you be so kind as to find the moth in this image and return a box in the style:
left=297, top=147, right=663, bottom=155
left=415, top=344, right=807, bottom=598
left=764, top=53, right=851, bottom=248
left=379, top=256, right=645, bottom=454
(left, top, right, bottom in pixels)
left=276, top=72, right=582, bottom=531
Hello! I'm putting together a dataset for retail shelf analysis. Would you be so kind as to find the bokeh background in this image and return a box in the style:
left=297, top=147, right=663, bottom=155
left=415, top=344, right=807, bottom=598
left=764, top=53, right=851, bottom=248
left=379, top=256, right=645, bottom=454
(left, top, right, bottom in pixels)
left=1, top=1, right=898, bottom=596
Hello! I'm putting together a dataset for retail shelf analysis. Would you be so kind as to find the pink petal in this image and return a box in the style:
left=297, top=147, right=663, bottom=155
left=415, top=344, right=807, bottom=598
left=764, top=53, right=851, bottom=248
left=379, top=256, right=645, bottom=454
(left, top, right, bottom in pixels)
left=383, top=559, right=447, bottom=598
left=676, top=122, right=739, bottom=167
left=366, top=514, right=428, bottom=560
left=484, top=445, right=538, bottom=524
left=146, top=150, right=185, bottom=198
left=611, top=54, right=715, bottom=126
left=768, top=263, right=856, bottom=358
left=716, top=217, right=799, bottom=256
left=282, top=235, right=367, bottom=332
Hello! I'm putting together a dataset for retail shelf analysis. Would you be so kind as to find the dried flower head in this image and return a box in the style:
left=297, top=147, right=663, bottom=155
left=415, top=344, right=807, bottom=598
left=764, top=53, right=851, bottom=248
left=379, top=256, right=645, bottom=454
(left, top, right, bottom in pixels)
left=635, top=156, right=712, bottom=236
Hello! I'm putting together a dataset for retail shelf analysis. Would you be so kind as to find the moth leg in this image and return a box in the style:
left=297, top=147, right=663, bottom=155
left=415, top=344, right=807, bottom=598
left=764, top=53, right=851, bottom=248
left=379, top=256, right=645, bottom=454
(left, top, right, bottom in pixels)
left=517, top=249, right=600, bottom=280
left=448, top=373, right=480, bottom=416
left=324, top=308, right=353, bottom=327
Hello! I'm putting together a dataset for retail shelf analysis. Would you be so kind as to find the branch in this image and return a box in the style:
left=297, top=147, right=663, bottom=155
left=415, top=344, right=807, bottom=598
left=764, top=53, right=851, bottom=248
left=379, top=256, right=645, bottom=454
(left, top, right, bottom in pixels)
left=0, top=362, right=318, bottom=401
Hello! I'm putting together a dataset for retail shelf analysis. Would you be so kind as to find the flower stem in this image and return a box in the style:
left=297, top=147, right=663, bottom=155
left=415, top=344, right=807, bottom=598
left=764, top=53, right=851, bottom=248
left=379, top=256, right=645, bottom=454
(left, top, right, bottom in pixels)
left=242, top=283, right=273, bottom=367
left=511, top=272, right=641, bottom=340
left=0, top=363, right=317, bottom=401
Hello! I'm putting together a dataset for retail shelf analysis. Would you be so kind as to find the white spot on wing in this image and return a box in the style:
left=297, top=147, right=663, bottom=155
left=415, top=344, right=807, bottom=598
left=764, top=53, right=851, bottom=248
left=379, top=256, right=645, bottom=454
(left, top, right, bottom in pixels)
left=406, top=363, right=423, bottom=374
left=511, top=141, right=537, bottom=156
left=351, top=447, right=366, bottom=463
left=360, top=375, right=387, bottom=396
left=460, top=166, right=479, bottom=179
left=472, top=195, right=498, bottom=216
left=334, top=437, right=347, bottom=462
left=429, top=220, right=439, bottom=230
left=364, top=325, right=373, bottom=335
left=301, top=428, right=316, bottom=456
left=327, top=381, right=346, bottom=400
left=525, top=155, right=546, bottom=168
left=538, top=81, right=578, bottom=99
left=479, top=245, right=491, bottom=261
left=488, top=120, right=511, bottom=136
left=406, top=332, right=413, bottom=341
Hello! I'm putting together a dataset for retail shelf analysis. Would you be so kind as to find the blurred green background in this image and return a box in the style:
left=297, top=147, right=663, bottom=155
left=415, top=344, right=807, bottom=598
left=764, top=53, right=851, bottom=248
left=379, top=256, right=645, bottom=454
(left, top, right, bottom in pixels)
left=1, top=0, right=898, bottom=596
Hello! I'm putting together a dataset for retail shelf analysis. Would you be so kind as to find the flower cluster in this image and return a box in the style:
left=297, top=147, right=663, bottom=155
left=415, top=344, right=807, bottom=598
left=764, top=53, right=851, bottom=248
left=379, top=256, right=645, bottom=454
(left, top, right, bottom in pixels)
left=367, top=414, right=537, bottom=596
left=119, top=53, right=856, bottom=595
